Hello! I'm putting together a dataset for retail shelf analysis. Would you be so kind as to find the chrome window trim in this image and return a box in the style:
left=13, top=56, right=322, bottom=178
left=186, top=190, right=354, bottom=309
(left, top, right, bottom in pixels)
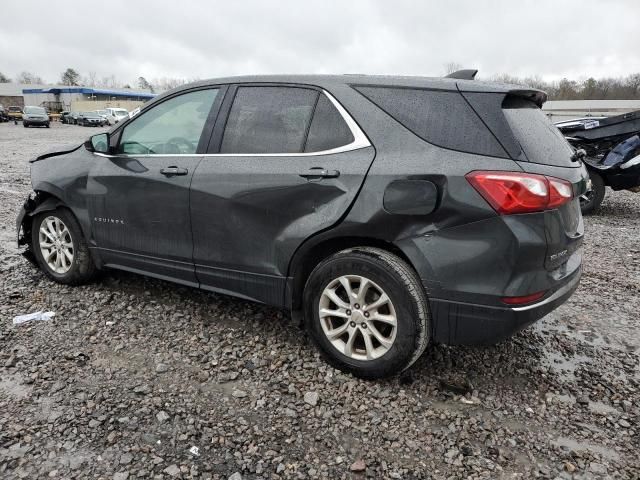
left=97, top=89, right=371, bottom=158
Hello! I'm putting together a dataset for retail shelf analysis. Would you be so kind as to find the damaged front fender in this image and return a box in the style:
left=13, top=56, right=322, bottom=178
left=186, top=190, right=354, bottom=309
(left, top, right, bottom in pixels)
left=16, top=192, right=65, bottom=247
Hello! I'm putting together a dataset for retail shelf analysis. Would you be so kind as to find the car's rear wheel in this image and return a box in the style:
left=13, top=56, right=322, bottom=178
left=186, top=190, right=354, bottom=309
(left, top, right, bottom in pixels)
left=31, top=208, right=96, bottom=285
left=580, top=170, right=606, bottom=215
left=304, top=247, right=430, bottom=379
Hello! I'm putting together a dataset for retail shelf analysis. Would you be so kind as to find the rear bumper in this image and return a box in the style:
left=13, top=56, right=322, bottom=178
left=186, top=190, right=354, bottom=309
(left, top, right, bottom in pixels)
left=429, top=265, right=581, bottom=345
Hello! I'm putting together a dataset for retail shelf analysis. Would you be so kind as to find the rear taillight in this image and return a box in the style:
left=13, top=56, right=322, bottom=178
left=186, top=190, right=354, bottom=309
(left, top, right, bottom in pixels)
left=465, top=171, right=573, bottom=215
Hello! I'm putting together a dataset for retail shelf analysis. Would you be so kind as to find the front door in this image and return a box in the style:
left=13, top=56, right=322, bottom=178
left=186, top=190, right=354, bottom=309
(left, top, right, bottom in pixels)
left=190, top=85, right=374, bottom=304
left=87, top=87, right=221, bottom=285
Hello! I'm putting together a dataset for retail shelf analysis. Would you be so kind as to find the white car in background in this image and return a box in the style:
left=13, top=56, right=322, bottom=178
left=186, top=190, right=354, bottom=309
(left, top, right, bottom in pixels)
left=94, top=110, right=116, bottom=126
left=104, top=107, right=130, bottom=124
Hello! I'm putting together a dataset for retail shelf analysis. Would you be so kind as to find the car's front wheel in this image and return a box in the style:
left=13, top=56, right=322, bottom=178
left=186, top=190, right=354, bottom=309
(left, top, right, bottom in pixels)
left=31, top=208, right=96, bottom=285
left=304, top=247, right=430, bottom=379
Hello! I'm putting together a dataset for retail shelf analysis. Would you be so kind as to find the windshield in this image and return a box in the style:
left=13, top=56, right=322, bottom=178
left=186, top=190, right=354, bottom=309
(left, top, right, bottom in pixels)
left=24, top=107, right=46, bottom=115
left=95, top=110, right=108, bottom=115
left=82, top=112, right=100, bottom=118
left=113, top=109, right=128, bottom=116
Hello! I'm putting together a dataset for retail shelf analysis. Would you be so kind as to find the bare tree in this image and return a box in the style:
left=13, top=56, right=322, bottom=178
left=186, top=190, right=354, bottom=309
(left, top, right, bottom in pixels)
left=0, top=72, right=10, bottom=83
left=151, top=77, right=190, bottom=92
left=87, top=71, right=97, bottom=87
left=99, top=75, right=120, bottom=89
left=444, top=62, right=463, bottom=75
left=16, top=71, right=44, bottom=84
left=478, top=72, right=640, bottom=100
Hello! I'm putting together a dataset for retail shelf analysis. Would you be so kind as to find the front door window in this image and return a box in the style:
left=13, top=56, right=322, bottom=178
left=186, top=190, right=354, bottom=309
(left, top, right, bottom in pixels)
left=118, top=89, right=219, bottom=155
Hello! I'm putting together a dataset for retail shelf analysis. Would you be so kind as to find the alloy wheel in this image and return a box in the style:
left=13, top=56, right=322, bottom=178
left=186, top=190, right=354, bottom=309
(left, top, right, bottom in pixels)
left=39, top=216, right=74, bottom=274
left=319, top=275, right=397, bottom=361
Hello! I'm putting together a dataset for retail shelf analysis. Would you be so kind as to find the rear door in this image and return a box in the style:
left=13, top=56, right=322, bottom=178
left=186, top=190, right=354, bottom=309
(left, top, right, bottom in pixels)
left=87, top=87, right=223, bottom=285
left=190, top=84, right=374, bottom=305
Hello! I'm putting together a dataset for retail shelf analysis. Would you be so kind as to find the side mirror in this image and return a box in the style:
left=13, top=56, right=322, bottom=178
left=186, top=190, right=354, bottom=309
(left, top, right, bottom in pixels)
left=85, top=132, right=110, bottom=154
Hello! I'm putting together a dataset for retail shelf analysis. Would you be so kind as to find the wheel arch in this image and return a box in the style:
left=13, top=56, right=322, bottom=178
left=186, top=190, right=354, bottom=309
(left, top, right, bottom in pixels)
left=19, top=190, right=87, bottom=249
left=286, top=235, right=417, bottom=313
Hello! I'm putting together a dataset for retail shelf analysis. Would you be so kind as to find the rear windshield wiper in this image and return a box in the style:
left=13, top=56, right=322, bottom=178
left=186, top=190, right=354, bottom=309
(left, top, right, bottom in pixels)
left=570, top=148, right=586, bottom=162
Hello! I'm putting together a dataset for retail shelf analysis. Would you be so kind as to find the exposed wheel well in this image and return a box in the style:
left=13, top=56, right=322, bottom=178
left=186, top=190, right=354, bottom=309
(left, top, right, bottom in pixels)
left=289, top=236, right=416, bottom=311
left=19, top=191, right=65, bottom=248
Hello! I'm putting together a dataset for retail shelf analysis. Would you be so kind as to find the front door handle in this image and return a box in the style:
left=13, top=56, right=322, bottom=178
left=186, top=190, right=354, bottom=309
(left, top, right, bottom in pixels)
left=160, top=166, right=188, bottom=177
left=299, top=167, right=341, bottom=180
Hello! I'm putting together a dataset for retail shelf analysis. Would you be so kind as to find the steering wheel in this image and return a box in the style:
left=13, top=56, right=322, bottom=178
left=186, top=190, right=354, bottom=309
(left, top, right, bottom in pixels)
left=166, top=137, right=195, bottom=154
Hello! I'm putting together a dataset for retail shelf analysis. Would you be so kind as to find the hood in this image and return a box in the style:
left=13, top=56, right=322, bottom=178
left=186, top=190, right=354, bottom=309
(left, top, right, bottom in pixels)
left=31, top=144, right=83, bottom=163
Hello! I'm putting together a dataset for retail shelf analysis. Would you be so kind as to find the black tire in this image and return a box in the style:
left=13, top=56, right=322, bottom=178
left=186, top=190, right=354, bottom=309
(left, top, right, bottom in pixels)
left=303, top=247, right=430, bottom=379
left=580, top=170, right=606, bottom=215
left=31, top=208, right=97, bottom=285
left=23, top=122, right=28, bottom=128
left=46, top=122, right=50, bottom=128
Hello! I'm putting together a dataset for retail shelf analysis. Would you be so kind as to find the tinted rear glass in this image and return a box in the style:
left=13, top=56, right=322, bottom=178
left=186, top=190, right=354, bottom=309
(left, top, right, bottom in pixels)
left=354, top=86, right=507, bottom=158
left=304, top=94, right=354, bottom=152
left=221, top=86, right=318, bottom=154
left=502, top=97, right=575, bottom=167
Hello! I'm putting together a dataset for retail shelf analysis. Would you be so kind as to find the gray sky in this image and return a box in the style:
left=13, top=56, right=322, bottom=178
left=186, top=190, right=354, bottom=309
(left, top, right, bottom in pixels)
left=1, top=0, right=639, bottom=86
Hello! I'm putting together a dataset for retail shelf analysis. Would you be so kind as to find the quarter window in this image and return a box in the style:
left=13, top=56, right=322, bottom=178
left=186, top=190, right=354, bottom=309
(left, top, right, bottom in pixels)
left=355, top=86, right=507, bottom=158
left=118, top=89, right=218, bottom=155
left=304, top=95, right=354, bottom=152
left=220, top=86, right=318, bottom=154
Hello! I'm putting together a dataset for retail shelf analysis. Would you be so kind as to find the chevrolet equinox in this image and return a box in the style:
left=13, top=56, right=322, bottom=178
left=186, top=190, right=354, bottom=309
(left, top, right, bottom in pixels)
left=17, top=74, right=588, bottom=378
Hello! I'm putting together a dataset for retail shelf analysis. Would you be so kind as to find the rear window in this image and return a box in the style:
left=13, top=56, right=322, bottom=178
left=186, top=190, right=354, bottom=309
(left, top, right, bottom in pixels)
left=354, top=86, right=507, bottom=158
left=502, top=97, right=574, bottom=167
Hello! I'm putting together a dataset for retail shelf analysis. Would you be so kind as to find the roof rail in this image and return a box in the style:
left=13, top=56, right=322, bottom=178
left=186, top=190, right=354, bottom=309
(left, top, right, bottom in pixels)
left=445, top=69, right=478, bottom=80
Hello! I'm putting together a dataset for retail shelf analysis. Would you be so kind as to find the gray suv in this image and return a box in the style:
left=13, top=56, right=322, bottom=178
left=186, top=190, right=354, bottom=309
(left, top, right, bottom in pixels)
left=17, top=74, right=588, bottom=378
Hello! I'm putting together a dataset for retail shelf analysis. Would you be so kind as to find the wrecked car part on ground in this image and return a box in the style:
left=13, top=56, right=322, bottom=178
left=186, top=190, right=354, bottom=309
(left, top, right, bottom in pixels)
left=556, top=110, right=640, bottom=214
left=16, top=73, right=588, bottom=378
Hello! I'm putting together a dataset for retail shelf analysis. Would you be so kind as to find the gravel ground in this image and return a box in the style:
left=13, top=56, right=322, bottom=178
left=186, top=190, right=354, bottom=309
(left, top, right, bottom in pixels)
left=0, top=122, right=638, bottom=479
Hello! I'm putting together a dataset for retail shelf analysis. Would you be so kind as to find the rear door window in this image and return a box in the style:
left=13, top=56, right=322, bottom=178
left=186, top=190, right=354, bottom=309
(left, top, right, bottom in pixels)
left=502, top=97, right=575, bottom=167
left=220, top=86, right=318, bottom=154
left=354, top=86, right=507, bottom=158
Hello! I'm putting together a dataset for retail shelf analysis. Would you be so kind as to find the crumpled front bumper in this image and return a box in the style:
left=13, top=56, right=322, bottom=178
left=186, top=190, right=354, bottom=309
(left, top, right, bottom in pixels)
left=16, top=193, right=37, bottom=246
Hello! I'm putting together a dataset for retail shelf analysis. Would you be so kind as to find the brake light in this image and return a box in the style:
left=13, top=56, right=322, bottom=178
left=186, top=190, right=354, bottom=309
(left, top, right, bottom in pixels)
left=466, top=171, right=573, bottom=215
left=547, top=177, right=573, bottom=208
left=501, top=291, right=546, bottom=305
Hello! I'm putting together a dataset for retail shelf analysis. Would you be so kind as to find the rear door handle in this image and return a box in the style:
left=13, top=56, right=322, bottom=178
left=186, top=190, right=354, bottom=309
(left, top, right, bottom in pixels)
left=160, top=166, right=188, bottom=176
left=299, top=167, right=341, bottom=180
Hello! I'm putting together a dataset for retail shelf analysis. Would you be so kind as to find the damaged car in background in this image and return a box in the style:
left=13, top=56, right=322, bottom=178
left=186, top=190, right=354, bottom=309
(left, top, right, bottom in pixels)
left=16, top=72, right=587, bottom=378
left=556, top=110, right=640, bottom=213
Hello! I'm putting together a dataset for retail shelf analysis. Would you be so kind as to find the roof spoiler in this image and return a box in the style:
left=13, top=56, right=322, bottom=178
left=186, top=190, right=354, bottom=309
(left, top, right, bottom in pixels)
left=445, top=69, right=478, bottom=80
left=507, top=89, right=548, bottom=108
